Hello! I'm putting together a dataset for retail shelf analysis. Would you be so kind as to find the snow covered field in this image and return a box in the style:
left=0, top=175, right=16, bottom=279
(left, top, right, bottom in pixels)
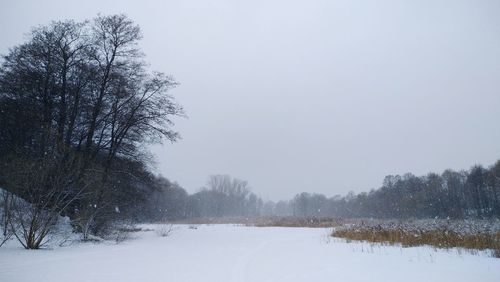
left=1, top=224, right=499, bottom=282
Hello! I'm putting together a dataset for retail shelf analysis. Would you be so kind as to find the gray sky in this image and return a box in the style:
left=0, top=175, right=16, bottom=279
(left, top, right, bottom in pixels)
left=1, top=0, right=500, bottom=200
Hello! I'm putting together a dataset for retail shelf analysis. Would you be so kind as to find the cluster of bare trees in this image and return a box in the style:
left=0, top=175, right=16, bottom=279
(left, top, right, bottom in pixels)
left=279, top=161, right=500, bottom=219
left=145, top=175, right=264, bottom=220
left=0, top=15, right=183, bottom=248
left=187, top=175, right=263, bottom=218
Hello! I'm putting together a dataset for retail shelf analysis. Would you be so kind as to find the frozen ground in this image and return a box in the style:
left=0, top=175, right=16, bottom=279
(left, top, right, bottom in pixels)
left=0, top=224, right=499, bottom=282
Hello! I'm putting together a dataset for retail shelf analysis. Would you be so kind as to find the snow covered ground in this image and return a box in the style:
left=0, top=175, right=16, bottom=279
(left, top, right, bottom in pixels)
left=0, top=224, right=499, bottom=282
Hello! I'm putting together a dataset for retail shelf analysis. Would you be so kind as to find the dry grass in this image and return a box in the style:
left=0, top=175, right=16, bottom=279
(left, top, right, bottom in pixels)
left=166, top=216, right=344, bottom=227
left=332, top=227, right=500, bottom=257
left=167, top=217, right=259, bottom=225
left=253, top=217, right=345, bottom=228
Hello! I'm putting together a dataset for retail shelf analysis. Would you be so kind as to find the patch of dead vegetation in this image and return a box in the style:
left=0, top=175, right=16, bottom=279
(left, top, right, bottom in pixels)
left=332, top=220, right=500, bottom=258
left=253, top=217, right=345, bottom=228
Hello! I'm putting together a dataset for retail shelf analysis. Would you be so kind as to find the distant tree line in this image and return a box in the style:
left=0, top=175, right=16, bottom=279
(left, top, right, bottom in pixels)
left=143, top=175, right=264, bottom=221
left=124, top=161, right=500, bottom=222
left=284, top=161, right=500, bottom=219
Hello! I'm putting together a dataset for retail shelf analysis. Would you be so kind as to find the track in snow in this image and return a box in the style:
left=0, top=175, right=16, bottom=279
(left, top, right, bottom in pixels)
left=1, top=224, right=499, bottom=282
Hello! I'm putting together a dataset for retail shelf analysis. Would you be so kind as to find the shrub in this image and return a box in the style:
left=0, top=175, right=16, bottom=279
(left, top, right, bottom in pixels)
left=156, top=224, right=174, bottom=237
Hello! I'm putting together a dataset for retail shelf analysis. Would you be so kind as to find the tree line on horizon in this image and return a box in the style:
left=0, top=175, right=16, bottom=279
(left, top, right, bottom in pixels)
left=283, top=160, right=500, bottom=219
left=144, top=174, right=264, bottom=221
left=143, top=160, right=500, bottom=221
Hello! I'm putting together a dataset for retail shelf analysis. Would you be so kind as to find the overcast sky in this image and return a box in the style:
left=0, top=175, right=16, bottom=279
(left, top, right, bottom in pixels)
left=1, top=0, right=499, bottom=200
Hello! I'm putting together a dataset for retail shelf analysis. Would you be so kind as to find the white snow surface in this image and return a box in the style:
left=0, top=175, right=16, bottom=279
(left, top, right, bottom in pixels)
left=1, top=224, right=499, bottom=282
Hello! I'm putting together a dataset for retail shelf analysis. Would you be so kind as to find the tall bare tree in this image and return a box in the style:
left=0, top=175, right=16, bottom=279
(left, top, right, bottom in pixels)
left=0, top=14, right=184, bottom=240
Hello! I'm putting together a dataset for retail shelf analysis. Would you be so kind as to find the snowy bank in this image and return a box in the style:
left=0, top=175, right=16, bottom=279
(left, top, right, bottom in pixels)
left=0, top=224, right=499, bottom=282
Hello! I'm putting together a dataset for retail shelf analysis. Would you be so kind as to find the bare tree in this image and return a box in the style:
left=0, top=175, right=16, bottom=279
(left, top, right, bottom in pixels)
left=4, top=151, right=88, bottom=249
left=0, top=190, right=13, bottom=247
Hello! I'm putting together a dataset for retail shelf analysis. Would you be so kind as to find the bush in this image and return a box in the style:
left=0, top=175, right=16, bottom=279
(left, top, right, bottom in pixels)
left=156, top=224, right=174, bottom=237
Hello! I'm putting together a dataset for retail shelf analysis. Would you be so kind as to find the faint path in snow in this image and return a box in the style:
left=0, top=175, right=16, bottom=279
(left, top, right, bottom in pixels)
left=0, top=224, right=499, bottom=282
left=230, top=240, right=270, bottom=282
